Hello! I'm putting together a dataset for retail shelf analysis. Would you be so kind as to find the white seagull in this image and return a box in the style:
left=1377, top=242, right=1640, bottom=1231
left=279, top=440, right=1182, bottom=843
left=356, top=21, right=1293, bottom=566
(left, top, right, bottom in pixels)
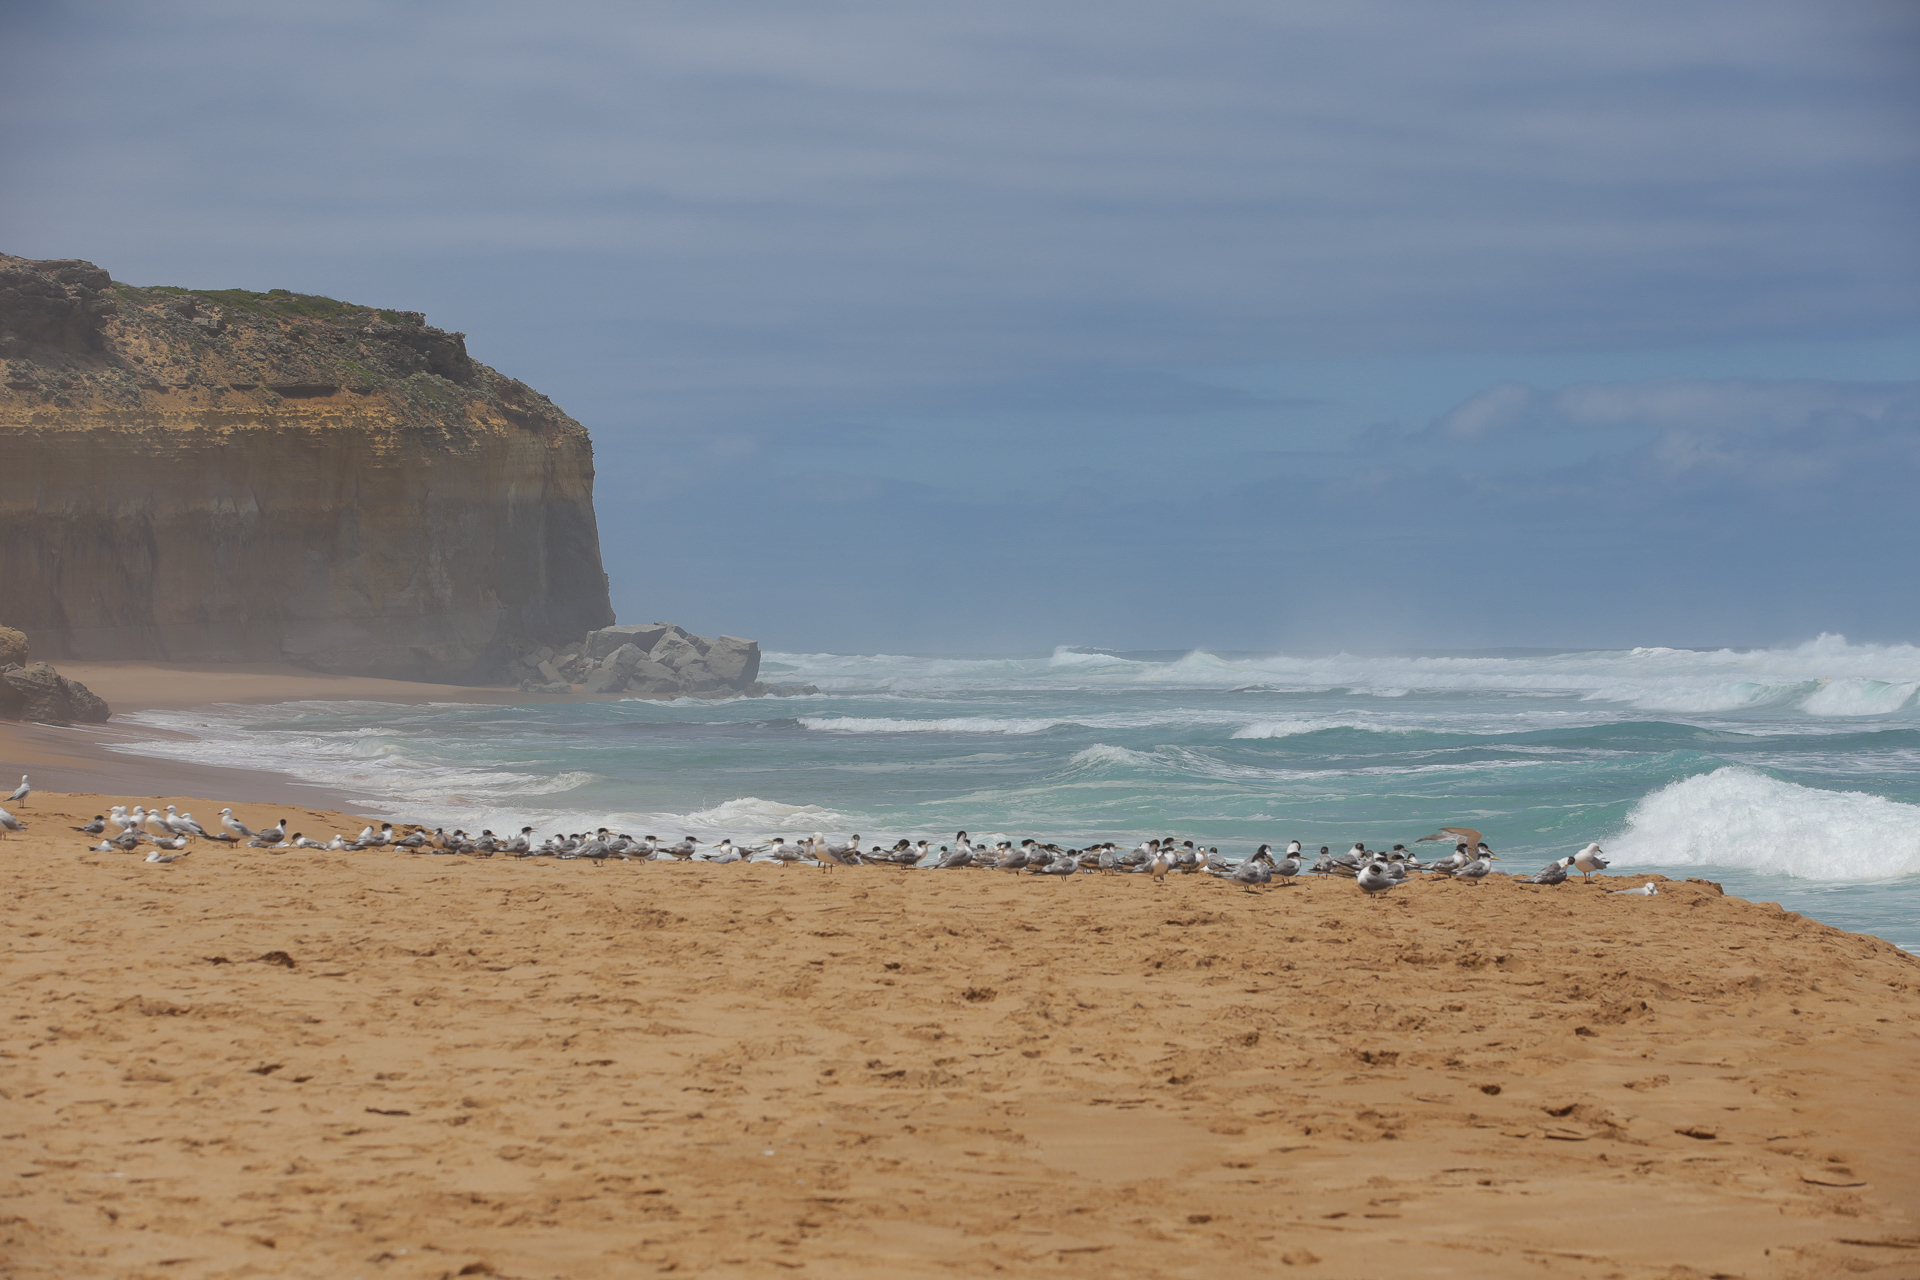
left=1572, top=843, right=1610, bottom=882
left=808, top=833, right=854, bottom=871
left=8, top=775, right=29, bottom=804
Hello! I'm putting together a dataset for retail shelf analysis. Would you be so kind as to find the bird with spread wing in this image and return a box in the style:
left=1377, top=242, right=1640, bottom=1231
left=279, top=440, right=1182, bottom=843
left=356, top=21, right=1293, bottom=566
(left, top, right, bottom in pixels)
left=1416, top=826, right=1485, bottom=850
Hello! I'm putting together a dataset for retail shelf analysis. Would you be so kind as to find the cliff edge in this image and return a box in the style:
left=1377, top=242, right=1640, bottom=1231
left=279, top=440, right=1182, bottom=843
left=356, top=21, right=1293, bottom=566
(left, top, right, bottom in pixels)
left=0, top=256, right=613, bottom=679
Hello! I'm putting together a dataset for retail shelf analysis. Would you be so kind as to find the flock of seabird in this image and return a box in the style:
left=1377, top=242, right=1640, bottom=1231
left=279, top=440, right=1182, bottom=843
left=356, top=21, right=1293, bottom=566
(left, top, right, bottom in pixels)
left=28, top=780, right=1631, bottom=893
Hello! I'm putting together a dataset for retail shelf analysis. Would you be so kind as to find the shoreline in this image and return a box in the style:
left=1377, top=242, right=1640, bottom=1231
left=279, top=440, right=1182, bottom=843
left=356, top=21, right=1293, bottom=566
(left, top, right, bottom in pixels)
left=6, top=661, right=1914, bottom=955
left=0, top=660, right=601, bottom=817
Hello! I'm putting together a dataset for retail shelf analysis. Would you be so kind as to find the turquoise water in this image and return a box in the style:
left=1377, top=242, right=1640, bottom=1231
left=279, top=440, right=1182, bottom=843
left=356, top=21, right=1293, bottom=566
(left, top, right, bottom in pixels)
left=116, top=637, right=1920, bottom=951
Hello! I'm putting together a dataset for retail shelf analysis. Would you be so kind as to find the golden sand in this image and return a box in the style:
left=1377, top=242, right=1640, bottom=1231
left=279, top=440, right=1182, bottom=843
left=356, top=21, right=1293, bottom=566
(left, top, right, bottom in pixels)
left=3, top=787, right=1919, bottom=1280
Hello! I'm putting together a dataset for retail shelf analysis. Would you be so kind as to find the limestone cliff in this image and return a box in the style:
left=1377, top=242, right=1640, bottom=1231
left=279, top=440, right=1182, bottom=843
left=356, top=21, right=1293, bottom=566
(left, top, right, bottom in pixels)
left=0, top=256, right=613, bottom=678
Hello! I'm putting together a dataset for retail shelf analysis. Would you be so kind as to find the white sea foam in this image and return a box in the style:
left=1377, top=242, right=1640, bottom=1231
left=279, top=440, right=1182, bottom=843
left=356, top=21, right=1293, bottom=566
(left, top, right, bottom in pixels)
left=107, top=704, right=597, bottom=824
left=1053, top=741, right=1548, bottom=784
left=801, top=716, right=1066, bottom=735
left=1611, top=766, right=1920, bottom=880
left=108, top=705, right=866, bottom=842
left=800, top=708, right=1324, bottom=735
left=1799, top=679, right=1920, bottom=717
left=1067, top=743, right=1162, bottom=770
left=767, top=634, right=1920, bottom=719
left=1230, top=719, right=1416, bottom=740
left=429, top=797, right=862, bottom=845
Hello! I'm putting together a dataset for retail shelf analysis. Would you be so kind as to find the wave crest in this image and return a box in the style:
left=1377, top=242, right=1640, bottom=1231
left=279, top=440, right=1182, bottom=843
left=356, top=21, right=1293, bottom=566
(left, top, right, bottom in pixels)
left=1230, top=719, right=1415, bottom=740
left=767, top=634, right=1920, bottom=717
left=1612, top=766, right=1920, bottom=880
left=801, top=715, right=1063, bottom=735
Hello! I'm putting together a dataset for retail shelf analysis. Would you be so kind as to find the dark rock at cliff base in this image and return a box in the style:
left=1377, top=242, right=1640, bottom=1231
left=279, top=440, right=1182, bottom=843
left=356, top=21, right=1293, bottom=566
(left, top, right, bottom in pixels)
left=648, top=632, right=703, bottom=672
left=0, top=662, right=111, bottom=723
left=702, top=635, right=762, bottom=685
left=0, top=625, right=26, bottom=667
left=673, top=661, right=727, bottom=694
left=602, top=643, right=646, bottom=672
left=587, top=624, right=671, bottom=661
left=622, top=656, right=678, bottom=685
left=581, top=666, right=625, bottom=695
left=523, top=623, right=802, bottom=700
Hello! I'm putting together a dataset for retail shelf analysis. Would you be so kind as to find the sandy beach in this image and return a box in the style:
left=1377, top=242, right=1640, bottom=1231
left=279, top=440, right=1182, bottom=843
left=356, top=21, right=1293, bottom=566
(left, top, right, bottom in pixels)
left=8, top=10, right=1915, bottom=1277
left=3, top=776, right=1918, bottom=1279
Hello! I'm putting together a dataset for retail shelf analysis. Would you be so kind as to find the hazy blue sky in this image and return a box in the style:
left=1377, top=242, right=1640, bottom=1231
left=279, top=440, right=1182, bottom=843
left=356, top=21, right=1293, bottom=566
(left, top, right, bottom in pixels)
left=4, top=1, right=1916, bottom=652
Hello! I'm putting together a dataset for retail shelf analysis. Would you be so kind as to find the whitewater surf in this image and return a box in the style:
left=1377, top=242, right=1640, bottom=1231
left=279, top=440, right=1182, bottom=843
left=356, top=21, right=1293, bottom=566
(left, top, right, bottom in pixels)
left=106, top=635, right=1920, bottom=950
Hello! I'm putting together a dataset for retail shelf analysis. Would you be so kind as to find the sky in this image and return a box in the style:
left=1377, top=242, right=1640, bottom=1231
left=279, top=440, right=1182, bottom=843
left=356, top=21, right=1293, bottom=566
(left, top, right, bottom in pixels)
left=3, top=0, right=1916, bottom=653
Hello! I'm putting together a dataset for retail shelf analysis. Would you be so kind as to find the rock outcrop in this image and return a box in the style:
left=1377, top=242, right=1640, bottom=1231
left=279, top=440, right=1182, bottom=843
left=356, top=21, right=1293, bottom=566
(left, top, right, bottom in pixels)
left=504, top=623, right=817, bottom=699
left=0, top=662, right=111, bottom=723
left=0, top=255, right=613, bottom=679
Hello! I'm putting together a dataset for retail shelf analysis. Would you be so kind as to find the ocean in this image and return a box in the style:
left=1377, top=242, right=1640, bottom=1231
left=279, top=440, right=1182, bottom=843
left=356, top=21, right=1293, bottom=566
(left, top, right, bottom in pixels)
left=112, top=634, right=1920, bottom=952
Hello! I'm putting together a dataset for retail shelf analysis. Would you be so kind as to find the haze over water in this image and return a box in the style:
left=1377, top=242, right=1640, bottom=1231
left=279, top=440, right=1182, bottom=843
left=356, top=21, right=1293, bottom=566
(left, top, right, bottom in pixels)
left=114, top=635, right=1920, bottom=952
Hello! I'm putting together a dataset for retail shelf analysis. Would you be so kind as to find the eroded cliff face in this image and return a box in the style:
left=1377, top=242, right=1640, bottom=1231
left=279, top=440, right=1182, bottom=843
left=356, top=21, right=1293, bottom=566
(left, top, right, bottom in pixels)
left=0, top=256, right=613, bottom=678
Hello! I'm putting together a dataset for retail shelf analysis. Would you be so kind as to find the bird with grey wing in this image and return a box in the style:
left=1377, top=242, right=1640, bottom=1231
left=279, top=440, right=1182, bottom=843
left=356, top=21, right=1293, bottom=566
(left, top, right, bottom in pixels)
left=1573, top=843, right=1610, bottom=881
left=1450, top=845, right=1499, bottom=884
left=1522, top=857, right=1573, bottom=886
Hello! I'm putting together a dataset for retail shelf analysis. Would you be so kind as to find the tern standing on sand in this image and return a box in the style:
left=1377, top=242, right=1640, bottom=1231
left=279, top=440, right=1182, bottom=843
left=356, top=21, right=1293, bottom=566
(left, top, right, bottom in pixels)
left=1272, top=845, right=1302, bottom=883
left=1356, top=859, right=1397, bottom=896
left=1451, top=849, right=1498, bottom=884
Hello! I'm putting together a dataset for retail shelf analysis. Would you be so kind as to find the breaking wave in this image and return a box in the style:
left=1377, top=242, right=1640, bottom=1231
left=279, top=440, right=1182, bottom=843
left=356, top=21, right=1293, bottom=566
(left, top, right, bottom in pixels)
left=1611, top=766, right=1920, bottom=881
left=771, top=634, right=1920, bottom=717
left=1230, top=719, right=1419, bottom=739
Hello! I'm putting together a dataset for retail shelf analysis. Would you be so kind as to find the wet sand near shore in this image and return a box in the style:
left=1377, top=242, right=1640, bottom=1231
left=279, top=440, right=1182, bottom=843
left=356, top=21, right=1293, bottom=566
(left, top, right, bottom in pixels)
left=0, top=662, right=550, bottom=811
left=0, top=661, right=718, bottom=810
left=4, top=789, right=1919, bottom=1280
left=29, top=661, right=544, bottom=713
